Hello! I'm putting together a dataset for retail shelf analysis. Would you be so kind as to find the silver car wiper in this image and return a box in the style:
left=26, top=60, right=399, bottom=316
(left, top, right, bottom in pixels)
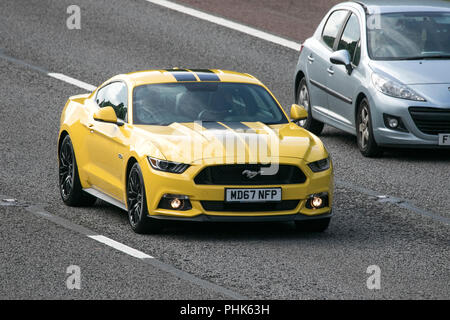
left=401, top=55, right=450, bottom=60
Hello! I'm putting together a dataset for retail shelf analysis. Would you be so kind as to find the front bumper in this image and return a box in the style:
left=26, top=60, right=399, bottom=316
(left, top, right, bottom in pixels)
left=140, top=157, right=333, bottom=221
left=147, top=211, right=333, bottom=222
left=369, top=88, right=450, bottom=148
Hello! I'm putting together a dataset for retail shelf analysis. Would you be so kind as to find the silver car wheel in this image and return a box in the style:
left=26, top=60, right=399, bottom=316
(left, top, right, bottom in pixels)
left=359, top=104, right=370, bottom=150
left=298, top=84, right=309, bottom=127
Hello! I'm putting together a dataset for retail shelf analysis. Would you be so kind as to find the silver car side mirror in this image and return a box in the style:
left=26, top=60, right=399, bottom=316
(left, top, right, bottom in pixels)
left=330, top=49, right=353, bottom=74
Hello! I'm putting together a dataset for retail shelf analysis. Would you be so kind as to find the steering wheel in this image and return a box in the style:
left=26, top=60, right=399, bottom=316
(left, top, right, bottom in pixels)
left=135, top=103, right=156, bottom=123
left=197, top=108, right=233, bottom=121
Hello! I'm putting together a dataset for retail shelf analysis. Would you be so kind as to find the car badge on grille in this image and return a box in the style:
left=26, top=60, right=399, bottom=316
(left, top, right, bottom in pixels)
left=242, top=169, right=262, bottom=179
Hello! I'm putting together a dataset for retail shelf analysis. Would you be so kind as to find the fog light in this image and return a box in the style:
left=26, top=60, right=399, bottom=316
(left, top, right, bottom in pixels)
left=158, top=194, right=192, bottom=211
left=306, top=192, right=329, bottom=209
left=311, top=197, right=323, bottom=208
left=383, top=114, right=408, bottom=132
left=170, top=198, right=182, bottom=209
left=388, top=118, right=399, bottom=128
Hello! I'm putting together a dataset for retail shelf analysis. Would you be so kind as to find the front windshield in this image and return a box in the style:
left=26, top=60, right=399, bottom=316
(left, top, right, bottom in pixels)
left=132, top=82, right=288, bottom=125
left=367, top=12, right=450, bottom=60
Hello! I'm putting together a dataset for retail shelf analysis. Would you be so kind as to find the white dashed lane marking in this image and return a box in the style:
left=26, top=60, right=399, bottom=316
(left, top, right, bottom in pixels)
left=48, top=73, right=96, bottom=92
left=88, top=235, right=154, bottom=259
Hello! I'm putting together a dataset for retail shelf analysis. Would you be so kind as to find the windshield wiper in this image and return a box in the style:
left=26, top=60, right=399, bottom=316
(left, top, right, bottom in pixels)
left=142, top=122, right=173, bottom=126
left=401, top=55, right=450, bottom=60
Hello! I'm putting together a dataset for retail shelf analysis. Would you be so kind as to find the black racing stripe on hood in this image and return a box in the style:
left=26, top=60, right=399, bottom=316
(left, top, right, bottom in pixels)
left=189, top=69, right=220, bottom=81
left=200, top=121, right=228, bottom=130
left=164, top=69, right=198, bottom=82
left=221, top=122, right=254, bottom=132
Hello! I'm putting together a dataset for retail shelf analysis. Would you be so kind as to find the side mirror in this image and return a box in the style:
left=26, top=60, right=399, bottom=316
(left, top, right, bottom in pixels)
left=330, top=49, right=353, bottom=74
left=93, top=106, right=124, bottom=126
left=290, top=104, right=308, bottom=121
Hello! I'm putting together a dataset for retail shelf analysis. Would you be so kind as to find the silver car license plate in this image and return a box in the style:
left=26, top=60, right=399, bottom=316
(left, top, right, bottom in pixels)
left=438, top=133, right=450, bottom=146
left=225, top=188, right=282, bottom=203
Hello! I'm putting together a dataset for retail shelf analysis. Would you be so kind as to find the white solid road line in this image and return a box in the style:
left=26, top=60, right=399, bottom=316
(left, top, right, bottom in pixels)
left=143, top=0, right=302, bottom=51
left=48, top=72, right=97, bottom=92
left=89, top=235, right=154, bottom=259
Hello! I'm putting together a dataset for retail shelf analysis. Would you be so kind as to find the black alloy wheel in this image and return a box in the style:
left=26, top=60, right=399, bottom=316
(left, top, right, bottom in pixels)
left=126, top=162, right=163, bottom=234
left=58, top=135, right=96, bottom=206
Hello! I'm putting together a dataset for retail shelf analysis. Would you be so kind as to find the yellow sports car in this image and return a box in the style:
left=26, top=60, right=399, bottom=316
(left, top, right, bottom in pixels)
left=58, top=69, right=333, bottom=233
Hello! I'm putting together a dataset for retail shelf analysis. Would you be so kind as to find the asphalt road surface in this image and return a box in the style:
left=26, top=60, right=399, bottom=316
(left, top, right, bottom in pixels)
left=0, top=0, right=449, bottom=299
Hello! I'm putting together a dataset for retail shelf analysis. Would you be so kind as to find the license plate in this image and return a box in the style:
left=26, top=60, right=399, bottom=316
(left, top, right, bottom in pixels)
left=439, top=134, right=450, bottom=146
left=225, top=188, right=282, bottom=203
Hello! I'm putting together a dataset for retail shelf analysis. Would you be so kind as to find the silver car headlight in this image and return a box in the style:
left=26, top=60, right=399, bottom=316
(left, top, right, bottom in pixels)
left=147, top=157, right=190, bottom=174
left=371, top=73, right=426, bottom=101
left=307, top=157, right=330, bottom=172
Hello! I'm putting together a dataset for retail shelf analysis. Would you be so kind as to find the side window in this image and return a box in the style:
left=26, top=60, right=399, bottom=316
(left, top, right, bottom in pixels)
left=337, top=13, right=361, bottom=65
left=95, top=86, right=106, bottom=106
left=322, top=10, right=349, bottom=49
left=95, top=82, right=128, bottom=121
left=353, top=41, right=361, bottom=66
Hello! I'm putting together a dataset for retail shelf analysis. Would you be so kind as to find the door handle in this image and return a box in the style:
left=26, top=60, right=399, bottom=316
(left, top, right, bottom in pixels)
left=307, top=55, right=315, bottom=63
left=327, top=67, right=335, bottom=75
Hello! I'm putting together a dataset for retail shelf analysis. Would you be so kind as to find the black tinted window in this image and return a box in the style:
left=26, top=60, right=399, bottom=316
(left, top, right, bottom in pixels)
left=322, top=10, right=348, bottom=49
left=132, top=82, right=288, bottom=125
left=96, top=82, right=128, bottom=121
left=338, top=14, right=361, bottom=65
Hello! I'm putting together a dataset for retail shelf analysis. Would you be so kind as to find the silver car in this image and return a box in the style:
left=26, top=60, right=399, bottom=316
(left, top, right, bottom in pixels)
left=294, top=0, right=450, bottom=157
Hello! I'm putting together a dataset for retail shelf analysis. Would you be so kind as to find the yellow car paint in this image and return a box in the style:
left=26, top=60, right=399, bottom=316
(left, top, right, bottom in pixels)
left=58, top=69, right=333, bottom=220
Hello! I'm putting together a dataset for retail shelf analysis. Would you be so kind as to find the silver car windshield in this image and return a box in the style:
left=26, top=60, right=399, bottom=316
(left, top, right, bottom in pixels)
left=132, top=82, right=288, bottom=125
left=367, top=12, right=450, bottom=60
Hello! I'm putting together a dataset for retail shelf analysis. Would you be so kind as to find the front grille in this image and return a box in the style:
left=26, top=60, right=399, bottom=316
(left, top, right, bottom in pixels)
left=200, top=200, right=299, bottom=212
left=409, top=107, right=450, bottom=135
left=194, top=164, right=306, bottom=185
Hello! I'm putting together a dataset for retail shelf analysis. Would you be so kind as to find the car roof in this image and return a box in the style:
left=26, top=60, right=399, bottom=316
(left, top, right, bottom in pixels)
left=352, top=0, right=450, bottom=13
left=119, top=69, right=262, bottom=87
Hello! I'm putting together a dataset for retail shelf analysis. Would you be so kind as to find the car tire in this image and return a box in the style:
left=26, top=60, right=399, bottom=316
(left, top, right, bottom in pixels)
left=296, top=78, right=324, bottom=135
left=59, top=135, right=97, bottom=207
left=356, top=98, right=383, bottom=157
left=126, top=162, right=164, bottom=234
left=295, top=218, right=330, bottom=232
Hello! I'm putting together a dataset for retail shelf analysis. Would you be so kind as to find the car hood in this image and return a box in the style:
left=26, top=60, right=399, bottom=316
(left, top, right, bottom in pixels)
left=369, top=60, right=450, bottom=85
left=134, top=122, right=324, bottom=164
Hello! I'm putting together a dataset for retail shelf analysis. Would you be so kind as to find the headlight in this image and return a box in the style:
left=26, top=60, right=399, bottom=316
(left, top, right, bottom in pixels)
left=147, top=157, right=190, bottom=173
left=308, top=157, right=330, bottom=172
left=371, top=73, right=426, bottom=101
